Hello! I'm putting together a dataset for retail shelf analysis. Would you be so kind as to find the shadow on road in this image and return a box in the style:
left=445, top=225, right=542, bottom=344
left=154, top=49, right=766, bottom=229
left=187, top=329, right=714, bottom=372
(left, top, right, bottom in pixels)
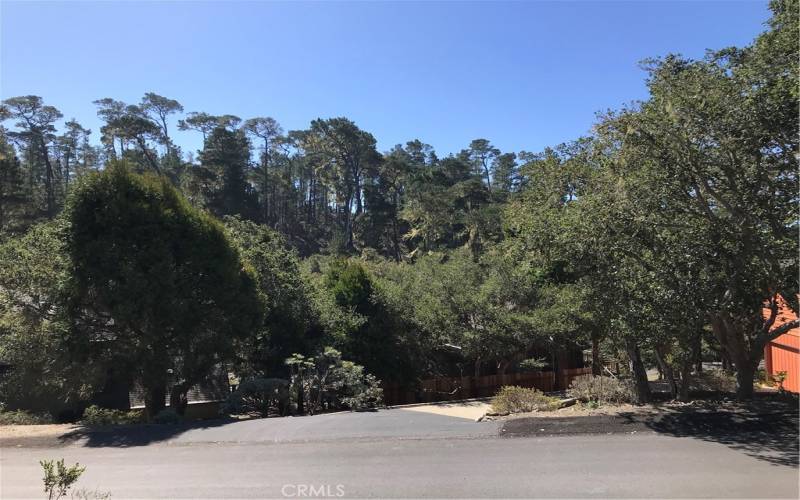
left=629, top=399, right=799, bottom=468
left=502, top=396, right=798, bottom=468
left=57, top=417, right=236, bottom=448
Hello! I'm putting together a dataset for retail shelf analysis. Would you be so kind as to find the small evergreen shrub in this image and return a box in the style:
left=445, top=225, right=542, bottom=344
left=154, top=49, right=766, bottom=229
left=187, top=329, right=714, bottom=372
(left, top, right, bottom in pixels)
left=491, top=386, right=560, bottom=414
left=568, top=375, right=632, bottom=405
left=80, top=405, right=143, bottom=426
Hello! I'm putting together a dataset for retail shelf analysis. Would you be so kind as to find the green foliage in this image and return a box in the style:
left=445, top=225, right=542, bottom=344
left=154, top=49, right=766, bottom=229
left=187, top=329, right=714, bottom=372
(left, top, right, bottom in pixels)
left=223, top=378, right=290, bottom=417
left=80, top=405, right=143, bottom=427
left=223, top=217, right=317, bottom=377
left=285, top=347, right=383, bottom=414
left=375, top=248, right=564, bottom=377
left=198, top=126, right=254, bottom=218
left=0, top=2, right=794, bottom=415
left=40, top=458, right=85, bottom=500
left=518, top=358, right=547, bottom=372
left=567, top=376, right=633, bottom=405
left=0, top=219, right=99, bottom=416
left=490, top=386, right=560, bottom=414
left=66, top=163, right=264, bottom=416
left=320, top=259, right=415, bottom=384
left=0, top=408, right=53, bottom=425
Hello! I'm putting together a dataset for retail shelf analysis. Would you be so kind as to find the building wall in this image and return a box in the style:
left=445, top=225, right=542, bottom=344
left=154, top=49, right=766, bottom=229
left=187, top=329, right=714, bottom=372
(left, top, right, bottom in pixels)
left=763, top=295, right=799, bottom=393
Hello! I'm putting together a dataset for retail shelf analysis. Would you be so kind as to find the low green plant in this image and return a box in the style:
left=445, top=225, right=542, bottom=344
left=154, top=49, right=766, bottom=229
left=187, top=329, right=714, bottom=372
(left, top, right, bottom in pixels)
left=567, top=375, right=632, bottom=405
left=0, top=408, right=53, bottom=425
left=491, top=386, right=560, bottom=414
left=757, top=369, right=775, bottom=386
left=773, top=371, right=788, bottom=393
left=40, top=458, right=85, bottom=500
left=152, top=408, right=181, bottom=424
left=80, top=405, right=143, bottom=427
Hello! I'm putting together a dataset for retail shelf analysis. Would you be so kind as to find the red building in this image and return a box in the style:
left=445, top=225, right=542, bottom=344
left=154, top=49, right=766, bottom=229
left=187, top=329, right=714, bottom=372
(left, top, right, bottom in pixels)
left=763, top=295, right=799, bottom=393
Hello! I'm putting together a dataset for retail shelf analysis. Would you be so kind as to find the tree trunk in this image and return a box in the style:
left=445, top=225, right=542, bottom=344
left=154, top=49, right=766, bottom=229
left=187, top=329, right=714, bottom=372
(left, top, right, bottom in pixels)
left=625, top=339, right=651, bottom=403
left=711, top=314, right=758, bottom=400
left=653, top=346, right=677, bottom=399
left=735, top=363, right=756, bottom=400
left=474, top=357, right=481, bottom=378
left=678, top=360, right=693, bottom=402
left=678, top=331, right=702, bottom=401
left=144, top=385, right=167, bottom=420
left=497, top=359, right=509, bottom=376
left=391, top=215, right=401, bottom=262
left=591, top=334, right=602, bottom=376
left=694, top=333, right=703, bottom=374
left=721, top=354, right=730, bottom=372
left=39, top=137, right=56, bottom=217
left=169, top=383, right=190, bottom=416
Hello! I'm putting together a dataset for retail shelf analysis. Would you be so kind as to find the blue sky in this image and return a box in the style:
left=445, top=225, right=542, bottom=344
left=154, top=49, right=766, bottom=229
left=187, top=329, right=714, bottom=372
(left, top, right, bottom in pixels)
left=2, top=1, right=769, bottom=157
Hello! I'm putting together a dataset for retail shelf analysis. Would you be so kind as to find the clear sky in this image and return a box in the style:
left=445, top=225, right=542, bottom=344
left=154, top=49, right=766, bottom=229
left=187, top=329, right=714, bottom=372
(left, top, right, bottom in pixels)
left=1, top=1, right=770, bottom=157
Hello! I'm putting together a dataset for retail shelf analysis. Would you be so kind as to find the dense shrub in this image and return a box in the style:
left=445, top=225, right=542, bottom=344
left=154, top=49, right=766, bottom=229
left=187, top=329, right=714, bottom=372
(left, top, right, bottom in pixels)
left=568, top=375, right=632, bottom=405
left=690, top=369, right=737, bottom=393
left=80, top=405, right=143, bottom=426
left=0, top=408, right=53, bottom=425
left=491, top=386, right=560, bottom=414
left=152, top=408, right=181, bottom=424
left=223, top=378, right=290, bottom=417
left=286, top=347, right=384, bottom=414
left=333, top=362, right=384, bottom=411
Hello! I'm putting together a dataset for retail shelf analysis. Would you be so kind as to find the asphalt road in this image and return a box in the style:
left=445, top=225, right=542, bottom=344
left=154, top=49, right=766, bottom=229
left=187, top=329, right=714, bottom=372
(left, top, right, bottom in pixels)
left=2, top=408, right=798, bottom=498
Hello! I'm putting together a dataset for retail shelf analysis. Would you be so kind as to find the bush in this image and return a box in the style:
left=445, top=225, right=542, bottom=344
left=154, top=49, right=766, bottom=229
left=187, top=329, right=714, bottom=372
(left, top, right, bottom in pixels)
left=568, top=375, right=632, bottom=405
left=690, top=369, right=737, bottom=393
left=491, top=386, right=560, bottom=414
left=0, top=408, right=53, bottom=425
left=286, top=348, right=384, bottom=414
left=41, top=458, right=85, bottom=500
left=152, top=408, right=181, bottom=424
left=334, top=363, right=384, bottom=411
left=223, top=378, right=290, bottom=417
left=80, top=405, right=143, bottom=426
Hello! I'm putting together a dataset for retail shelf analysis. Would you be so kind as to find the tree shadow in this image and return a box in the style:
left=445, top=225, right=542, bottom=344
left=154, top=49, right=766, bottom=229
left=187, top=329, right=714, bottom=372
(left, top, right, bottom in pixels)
left=57, top=417, right=237, bottom=448
left=621, top=397, right=799, bottom=467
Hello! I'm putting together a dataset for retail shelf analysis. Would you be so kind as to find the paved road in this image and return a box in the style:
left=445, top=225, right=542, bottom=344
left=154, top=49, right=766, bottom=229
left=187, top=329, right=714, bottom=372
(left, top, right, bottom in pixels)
left=2, top=408, right=797, bottom=498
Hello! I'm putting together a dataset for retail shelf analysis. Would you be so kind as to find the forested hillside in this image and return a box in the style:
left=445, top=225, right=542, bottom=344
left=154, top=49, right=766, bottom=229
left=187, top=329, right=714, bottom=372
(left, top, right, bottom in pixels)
left=0, top=0, right=796, bottom=418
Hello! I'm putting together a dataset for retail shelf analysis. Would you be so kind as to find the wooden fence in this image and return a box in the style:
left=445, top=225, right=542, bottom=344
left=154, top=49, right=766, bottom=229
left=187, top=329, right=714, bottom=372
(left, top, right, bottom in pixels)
left=382, top=367, right=593, bottom=406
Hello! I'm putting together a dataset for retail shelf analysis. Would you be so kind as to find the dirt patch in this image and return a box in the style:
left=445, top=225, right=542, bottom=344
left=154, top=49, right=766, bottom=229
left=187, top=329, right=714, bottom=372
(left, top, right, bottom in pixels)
left=499, top=396, right=799, bottom=467
left=490, top=393, right=798, bottom=421
left=0, top=423, right=79, bottom=448
left=399, top=400, right=491, bottom=420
